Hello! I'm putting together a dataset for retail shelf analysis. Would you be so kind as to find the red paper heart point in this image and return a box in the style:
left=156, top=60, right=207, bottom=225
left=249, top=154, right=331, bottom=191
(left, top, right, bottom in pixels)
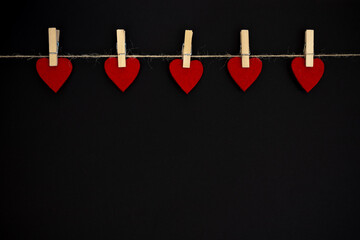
left=104, top=58, right=140, bottom=92
left=291, top=57, right=325, bottom=92
left=227, top=57, right=262, bottom=91
left=36, top=58, right=73, bottom=93
left=169, top=59, right=203, bottom=94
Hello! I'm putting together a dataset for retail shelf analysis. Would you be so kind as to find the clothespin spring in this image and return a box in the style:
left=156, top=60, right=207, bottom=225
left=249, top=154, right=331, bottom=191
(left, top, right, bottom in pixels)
left=116, top=43, right=127, bottom=55
left=182, top=43, right=192, bottom=57
left=49, top=41, right=59, bottom=55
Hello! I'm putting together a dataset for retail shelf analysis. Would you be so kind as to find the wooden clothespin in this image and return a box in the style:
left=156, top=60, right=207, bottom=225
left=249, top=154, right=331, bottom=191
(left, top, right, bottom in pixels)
left=240, top=30, right=250, bottom=68
left=48, top=27, right=60, bottom=66
left=116, top=29, right=126, bottom=68
left=304, top=29, right=314, bottom=67
left=182, top=30, right=193, bottom=68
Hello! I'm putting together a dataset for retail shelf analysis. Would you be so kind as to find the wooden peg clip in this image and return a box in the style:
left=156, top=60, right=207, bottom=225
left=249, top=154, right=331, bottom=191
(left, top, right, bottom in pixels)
left=240, top=30, right=250, bottom=68
left=182, top=30, right=193, bottom=68
left=48, top=27, right=60, bottom=66
left=304, top=29, right=314, bottom=67
left=117, top=29, right=126, bottom=68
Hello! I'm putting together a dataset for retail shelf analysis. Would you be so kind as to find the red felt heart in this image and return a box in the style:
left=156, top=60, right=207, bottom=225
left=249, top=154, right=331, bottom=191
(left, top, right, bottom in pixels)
left=169, top=59, right=203, bottom=94
left=104, top=58, right=140, bottom=92
left=227, top=57, right=262, bottom=91
left=291, top=57, right=325, bottom=92
left=36, top=58, right=72, bottom=93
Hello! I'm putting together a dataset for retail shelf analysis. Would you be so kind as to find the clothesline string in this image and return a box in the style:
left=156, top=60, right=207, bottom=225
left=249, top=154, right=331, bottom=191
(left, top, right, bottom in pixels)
left=0, top=53, right=360, bottom=59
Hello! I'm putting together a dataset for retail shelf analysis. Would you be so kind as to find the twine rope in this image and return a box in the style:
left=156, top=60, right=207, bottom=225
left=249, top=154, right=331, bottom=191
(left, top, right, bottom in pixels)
left=0, top=53, right=360, bottom=59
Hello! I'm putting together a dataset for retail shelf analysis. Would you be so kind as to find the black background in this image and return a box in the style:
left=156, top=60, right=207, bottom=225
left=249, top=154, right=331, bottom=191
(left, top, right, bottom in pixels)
left=1, top=0, right=360, bottom=239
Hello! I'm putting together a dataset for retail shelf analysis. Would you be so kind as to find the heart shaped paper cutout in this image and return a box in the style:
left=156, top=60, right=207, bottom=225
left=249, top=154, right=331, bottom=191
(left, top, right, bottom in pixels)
left=36, top=58, right=72, bottom=93
left=227, top=57, right=262, bottom=91
left=104, top=58, right=140, bottom=92
left=291, top=57, right=325, bottom=92
left=169, top=59, right=203, bottom=94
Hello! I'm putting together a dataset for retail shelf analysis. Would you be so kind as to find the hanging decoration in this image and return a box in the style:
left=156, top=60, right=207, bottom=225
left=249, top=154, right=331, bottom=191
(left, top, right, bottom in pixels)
left=104, top=29, right=140, bottom=92
left=227, top=30, right=262, bottom=91
left=170, top=59, right=204, bottom=94
left=36, top=28, right=72, bottom=93
left=169, top=30, right=203, bottom=94
left=1, top=27, right=359, bottom=94
left=36, top=58, right=72, bottom=93
left=291, top=30, right=324, bottom=92
left=105, top=58, right=140, bottom=92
